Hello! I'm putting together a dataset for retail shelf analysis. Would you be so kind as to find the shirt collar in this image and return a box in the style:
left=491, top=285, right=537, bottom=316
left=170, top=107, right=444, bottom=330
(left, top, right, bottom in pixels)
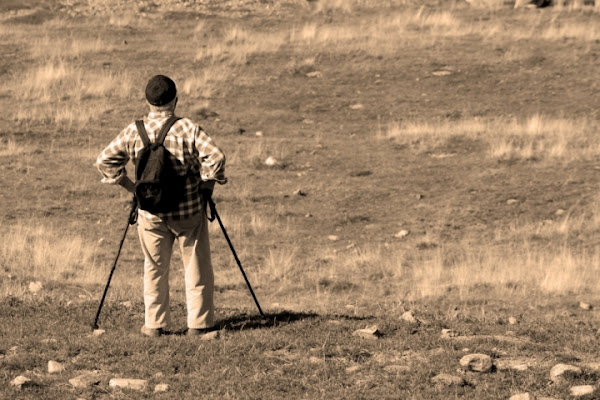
left=148, top=110, right=175, bottom=119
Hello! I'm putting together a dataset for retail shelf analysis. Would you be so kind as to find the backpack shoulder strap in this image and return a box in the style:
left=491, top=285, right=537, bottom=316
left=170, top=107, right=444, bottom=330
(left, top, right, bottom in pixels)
left=155, top=116, right=181, bottom=148
left=135, top=120, right=151, bottom=147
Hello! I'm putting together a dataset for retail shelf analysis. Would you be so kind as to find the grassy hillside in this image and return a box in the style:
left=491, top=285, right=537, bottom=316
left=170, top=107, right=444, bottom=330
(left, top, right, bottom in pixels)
left=1, top=0, right=600, bottom=398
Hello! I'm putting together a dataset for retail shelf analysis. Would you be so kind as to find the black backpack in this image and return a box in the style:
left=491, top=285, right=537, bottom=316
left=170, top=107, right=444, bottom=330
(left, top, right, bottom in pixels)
left=134, top=116, right=186, bottom=213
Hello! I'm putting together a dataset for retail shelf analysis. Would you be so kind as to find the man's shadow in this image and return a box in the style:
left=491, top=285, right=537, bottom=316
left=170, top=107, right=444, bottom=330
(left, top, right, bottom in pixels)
left=170, top=310, right=371, bottom=335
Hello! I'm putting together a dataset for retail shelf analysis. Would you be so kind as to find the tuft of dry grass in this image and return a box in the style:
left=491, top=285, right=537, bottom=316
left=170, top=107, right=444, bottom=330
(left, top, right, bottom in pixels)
left=0, top=221, right=102, bottom=285
left=382, top=116, right=600, bottom=162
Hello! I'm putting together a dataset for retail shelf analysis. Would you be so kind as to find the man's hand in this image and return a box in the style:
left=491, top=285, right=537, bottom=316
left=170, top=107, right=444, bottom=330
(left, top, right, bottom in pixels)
left=117, top=176, right=136, bottom=194
left=199, top=181, right=215, bottom=202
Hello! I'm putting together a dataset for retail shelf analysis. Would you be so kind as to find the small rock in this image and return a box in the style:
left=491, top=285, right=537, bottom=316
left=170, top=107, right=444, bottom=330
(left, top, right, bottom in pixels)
left=579, top=301, right=592, bottom=310
left=394, top=230, right=410, bottom=239
left=353, top=325, right=382, bottom=340
left=41, top=338, right=58, bottom=344
left=293, top=189, right=307, bottom=196
left=549, top=363, right=582, bottom=383
left=28, top=281, right=43, bottom=293
left=555, top=209, right=566, bottom=216
left=508, top=316, right=519, bottom=325
left=264, top=156, right=278, bottom=166
left=384, top=365, right=410, bottom=373
left=69, top=371, right=101, bottom=388
left=255, top=131, right=263, bottom=137
left=441, top=329, right=459, bottom=338
left=92, top=329, right=106, bottom=337
left=570, top=385, right=595, bottom=397
left=154, top=383, right=169, bottom=393
left=10, top=375, right=35, bottom=389
left=401, top=310, right=418, bottom=324
left=509, top=393, right=534, bottom=400
left=328, top=235, right=339, bottom=241
left=305, top=213, right=312, bottom=218
left=506, top=199, right=519, bottom=205
left=495, top=359, right=528, bottom=371
left=345, top=365, right=361, bottom=373
left=583, top=362, right=600, bottom=372
left=48, top=360, right=65, bottom=374
left=349, top=103, right=364, bottom=110
left=200, top=331, right=220, bottom=341
left=305, top=71, right=322, bottom=78
left=109, top=378, right=147, bottom=391
left=459, top=354, right=493, bottom=373
left=309, top=356, right=324, bottom=364
left=431, top=373, right=466, bottom=386
left=120, top=301, right=132, bottom=308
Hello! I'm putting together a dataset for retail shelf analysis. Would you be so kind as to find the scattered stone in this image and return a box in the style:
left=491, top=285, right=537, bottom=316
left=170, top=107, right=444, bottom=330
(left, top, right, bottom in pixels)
left=10, top=375, right=35, bottom=389
left=432, top=70, right=452, bottom=76
left=431, top=373, right=466, bottom=386
left=306, top=71, right=322, bottom=78
left=583, top=362, right=600, bottom=372
left=495, top=358, right=529, bottom=372
left=459, top=354, right=493, bottom=373
left=509, top=393, right=534, bottom=400
left=255, top=131, right=263, bottom=137
left=384, top=365, right=410, bottom=373
left=293, top=189, right=307, bottom=196
left=506, top=198, right=519, bottom=205
left=579, top=301, right=592, bottom=310
left=200, top=331, right=220, bottom=341
left=555, top=209, right=566, bottom=216
left=514, top=0, right=533, bottom=7
left=394, top=230, right=410, bottom=239
left=401, top=310, right=418, bottom=324
left=41, top=338, right=58, bottom=344
left=349, top=103, right=364, bottom=110
left=508, top=316, right=519, bottom=325
left=264, top=156, right=278, bottom=166
left=570, top=385, right=595, bottom=397
left=92, top=329, right=106, bottom=337
left=309, top=356, right=325, bottom=364
left=28, top=281, right=43, bottom=293
left=328, top=235, right=339, bottom=241
left=441, top=329, right=460, bottom=338
left=549, top=363, right=582, bottom=383
left=345, top=365, right=361, bottom=373
left=120, top=301, right=132, bottom=308
left=48, top=360, right=65, bottom=374
left=353, top=325, right=382, bottom=340
left=69, top=371, right=101, bottom=388
left=154, top=383, right=169, bottom=393
left=109, top=378, right=147, bottom=391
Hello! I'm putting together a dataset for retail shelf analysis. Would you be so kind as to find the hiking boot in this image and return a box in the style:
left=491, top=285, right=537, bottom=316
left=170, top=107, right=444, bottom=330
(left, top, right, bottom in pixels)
left=187, top=327, right=213, bottom=336
left=140, top=325, right=164, bottom=337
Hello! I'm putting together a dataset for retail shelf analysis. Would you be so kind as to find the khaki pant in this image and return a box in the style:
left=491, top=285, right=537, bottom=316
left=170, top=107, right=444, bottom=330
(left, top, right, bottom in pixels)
left=137, top=212, right=214, bottom=330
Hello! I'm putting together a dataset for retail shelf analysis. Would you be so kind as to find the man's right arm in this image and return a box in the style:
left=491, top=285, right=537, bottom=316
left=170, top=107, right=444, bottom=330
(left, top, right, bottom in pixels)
left=96, top=126, right=133, bottom=187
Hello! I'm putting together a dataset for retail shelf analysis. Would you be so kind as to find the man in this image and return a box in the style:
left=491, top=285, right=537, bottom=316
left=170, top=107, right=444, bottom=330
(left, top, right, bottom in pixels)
left=96, top=75, right=227, bottom=337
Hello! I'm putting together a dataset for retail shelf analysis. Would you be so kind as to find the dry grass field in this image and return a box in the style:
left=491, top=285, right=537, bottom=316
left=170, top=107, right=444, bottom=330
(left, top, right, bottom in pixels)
left=1, top=0, right=600, bottom=398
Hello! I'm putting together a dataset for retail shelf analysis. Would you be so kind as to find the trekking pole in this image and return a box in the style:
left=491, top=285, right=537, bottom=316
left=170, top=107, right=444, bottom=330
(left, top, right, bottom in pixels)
left=207, top=198, right=265, bottom=317
left=91, top=197, right=138, bottom=330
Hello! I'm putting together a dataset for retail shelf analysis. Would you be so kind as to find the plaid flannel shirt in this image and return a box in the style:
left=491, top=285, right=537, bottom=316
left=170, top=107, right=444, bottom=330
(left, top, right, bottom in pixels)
left=96, top=110, right=226, bottom=221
